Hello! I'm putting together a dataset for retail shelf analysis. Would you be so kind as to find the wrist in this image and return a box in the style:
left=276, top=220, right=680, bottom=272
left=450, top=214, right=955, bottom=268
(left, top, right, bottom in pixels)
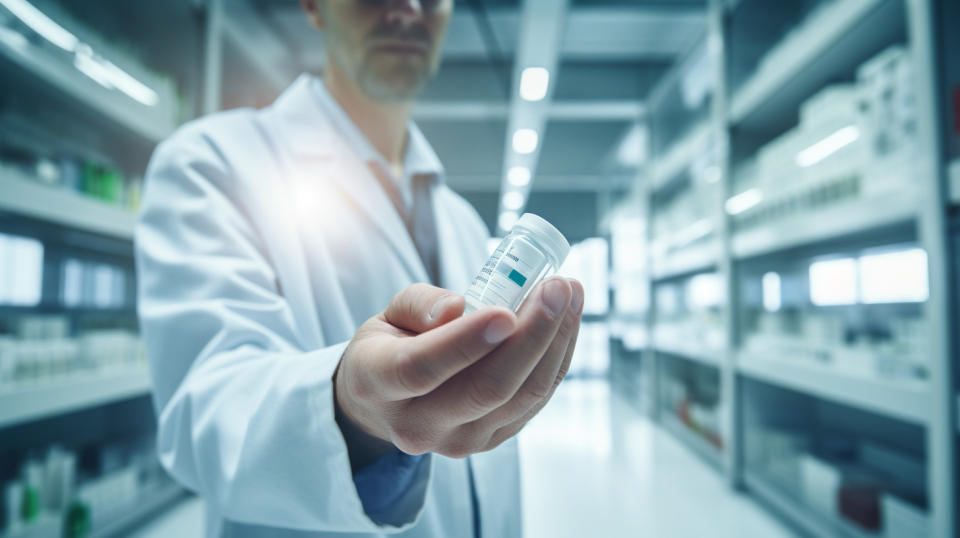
left=333, top=360, right=398, bottom=470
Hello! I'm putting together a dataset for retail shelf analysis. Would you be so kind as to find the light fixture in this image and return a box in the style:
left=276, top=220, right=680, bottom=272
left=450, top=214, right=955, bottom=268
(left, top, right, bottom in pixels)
left=74, top=46, right=159, bottom=106
left=512, top=129, right=538, bottom=154
left=725, top=188, right=763, bottom=215
left=519, top=67, right=550, bottom=102
left=0, top=0, right=78, bottom=51
left=498, top=211, right=519, bottom=231
left=508, top=166, right=531, bottom=187
left=502, top=190, right=525, bottom=211
left=795, top=125, right=860, bottom=167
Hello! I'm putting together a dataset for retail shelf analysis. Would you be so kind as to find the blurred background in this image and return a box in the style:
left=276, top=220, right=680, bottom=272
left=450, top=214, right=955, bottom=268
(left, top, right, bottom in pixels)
left=0, top=0, right=958, bottom=536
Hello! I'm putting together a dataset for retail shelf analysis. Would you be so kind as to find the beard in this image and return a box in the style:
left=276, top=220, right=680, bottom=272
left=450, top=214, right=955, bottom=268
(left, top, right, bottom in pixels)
left=356, top=49, right=434, bottom=102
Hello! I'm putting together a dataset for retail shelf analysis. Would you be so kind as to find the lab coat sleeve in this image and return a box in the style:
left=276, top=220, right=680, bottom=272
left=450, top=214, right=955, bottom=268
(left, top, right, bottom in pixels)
left=135, top=126, right=429, bottom=533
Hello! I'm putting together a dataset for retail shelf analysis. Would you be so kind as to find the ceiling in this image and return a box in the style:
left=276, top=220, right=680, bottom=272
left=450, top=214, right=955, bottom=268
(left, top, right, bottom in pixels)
left=222, top=0, right=707, bottom=200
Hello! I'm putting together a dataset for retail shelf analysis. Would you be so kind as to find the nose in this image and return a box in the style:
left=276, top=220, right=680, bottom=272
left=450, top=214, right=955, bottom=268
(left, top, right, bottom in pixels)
left=385, top=0, right=424, bottom=27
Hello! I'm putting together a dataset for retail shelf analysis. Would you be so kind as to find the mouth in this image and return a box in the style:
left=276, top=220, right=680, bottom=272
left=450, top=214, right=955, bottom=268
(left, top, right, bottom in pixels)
left=370, top=40, right=429, bottom=56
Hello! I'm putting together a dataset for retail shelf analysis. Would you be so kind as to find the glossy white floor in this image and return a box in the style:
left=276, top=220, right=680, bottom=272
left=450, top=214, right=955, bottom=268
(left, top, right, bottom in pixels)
left=131, top=377, right=794, bottom=538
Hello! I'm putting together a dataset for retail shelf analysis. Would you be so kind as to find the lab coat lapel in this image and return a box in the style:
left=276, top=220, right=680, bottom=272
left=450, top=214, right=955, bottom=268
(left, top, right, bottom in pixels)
left=267, top=75, right=430, bottom=285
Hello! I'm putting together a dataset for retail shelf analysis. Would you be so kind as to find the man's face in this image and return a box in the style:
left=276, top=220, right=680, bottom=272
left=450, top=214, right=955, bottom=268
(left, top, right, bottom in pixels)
left=309, top=0, right=452, bottom=103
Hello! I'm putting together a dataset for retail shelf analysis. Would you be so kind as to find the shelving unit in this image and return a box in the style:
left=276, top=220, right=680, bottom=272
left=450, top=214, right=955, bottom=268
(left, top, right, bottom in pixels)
left=0, top=24, right=177, bottom=144
left=727, top=0, right=903, bottom=131
left=90, top=482, right=186, bottom=538
left=737, top=352, right=929, bottom=425
left=661, top=412, right=724, bottom=470
left=743, top=471, right=874, bottom=538
left=0, top=166, right=137, bottom=239
left=650, top=240, right=720, bottom=281
left=730, top=188, right=918, bottom=260
left=633, top=0, right=957, bottom=534
left=653, top=339, right=722, bottom=369
left=0, top=365, right=150, bottom=428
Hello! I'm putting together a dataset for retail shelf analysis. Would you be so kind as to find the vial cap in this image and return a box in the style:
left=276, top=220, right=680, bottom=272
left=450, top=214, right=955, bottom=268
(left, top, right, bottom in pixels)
left=515, top=213, right=570, bottom=266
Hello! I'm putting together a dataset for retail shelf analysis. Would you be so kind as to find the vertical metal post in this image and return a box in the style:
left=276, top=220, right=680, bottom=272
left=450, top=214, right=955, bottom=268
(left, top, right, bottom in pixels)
left=202, top=0, right=224, bottom=115
left=708, top=0, right=741, bottom=488
left=906, top=0, right=955, bottom=536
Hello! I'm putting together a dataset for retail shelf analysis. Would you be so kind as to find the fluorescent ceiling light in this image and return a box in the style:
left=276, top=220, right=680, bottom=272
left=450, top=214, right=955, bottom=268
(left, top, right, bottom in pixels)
left=512, top=129, right=538, bottom=154
left=508, top=166, right=531, bottom=187
left=502, top=190, right=525, bottom=211
left=498, top=211, right=519, bottom=231
left=762, top=272, right=781, bottom=312
left=795, top=125, right=860, bottom=167
left=859, top=248, right=928, bottom=304
left=0, top=0, right=78, bottom=51
left=809, top=257, right=858, bottom=306
left=519, top=67, right=550, bottom=102
left=74, top=47, right=159, bottom=106
left=725, top=188, right=763, bottom=215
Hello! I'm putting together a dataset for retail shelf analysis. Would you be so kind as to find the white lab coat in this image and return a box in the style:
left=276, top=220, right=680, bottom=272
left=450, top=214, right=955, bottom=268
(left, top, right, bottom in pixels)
left=135, top=75, right=522, bottom=538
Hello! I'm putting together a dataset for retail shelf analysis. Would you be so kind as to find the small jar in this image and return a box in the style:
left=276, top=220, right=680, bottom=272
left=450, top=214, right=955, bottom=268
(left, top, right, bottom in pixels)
left=464, top=213, right=570, bottom=314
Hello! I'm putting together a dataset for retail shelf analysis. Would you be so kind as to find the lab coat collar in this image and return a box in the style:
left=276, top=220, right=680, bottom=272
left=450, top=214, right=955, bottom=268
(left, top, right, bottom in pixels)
left=265, top=73, right=433, bottom=284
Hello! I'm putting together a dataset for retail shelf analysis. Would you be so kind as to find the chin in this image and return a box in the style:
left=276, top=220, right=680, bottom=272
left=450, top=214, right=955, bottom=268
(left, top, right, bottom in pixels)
left=359, top=64, right=432, bottom=103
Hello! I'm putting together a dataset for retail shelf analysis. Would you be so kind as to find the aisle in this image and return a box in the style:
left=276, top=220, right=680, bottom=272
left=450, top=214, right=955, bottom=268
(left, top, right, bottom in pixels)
left=519, top=379, right=796, bottom=538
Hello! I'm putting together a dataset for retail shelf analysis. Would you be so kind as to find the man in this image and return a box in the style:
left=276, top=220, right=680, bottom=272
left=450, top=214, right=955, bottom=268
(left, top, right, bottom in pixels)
left=135, top=0, right=584, bottom=536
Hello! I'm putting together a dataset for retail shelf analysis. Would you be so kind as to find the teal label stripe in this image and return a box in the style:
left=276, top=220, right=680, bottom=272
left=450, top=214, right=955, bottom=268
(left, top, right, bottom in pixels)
left=508, top=269, right=527, bottom=287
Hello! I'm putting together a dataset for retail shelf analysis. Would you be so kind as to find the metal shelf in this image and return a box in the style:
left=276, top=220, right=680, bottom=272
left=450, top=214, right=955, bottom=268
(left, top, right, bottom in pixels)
left=0, top=365, right=151, bottom=428
left=0, top=166, right=137, bottom=239
left=743, top=471, right=874, bottom=538
left=660, top=412, right=724, bottom=470
left=730, top=188, right=918, bottom=260
left=650, top=239, right=720, bottom=281
left=91, top=483, right=186, bottom=538
left=650, top=123, right=713, bottom=191
left=728, top=0, right=903, bottom=131
left=737, top=352, right=929, bottom=426
left=653, top=335, right=722, bottom=369
left=0, top=32, right=177, bottom=143
left=949, top=158, right=960, bottom=205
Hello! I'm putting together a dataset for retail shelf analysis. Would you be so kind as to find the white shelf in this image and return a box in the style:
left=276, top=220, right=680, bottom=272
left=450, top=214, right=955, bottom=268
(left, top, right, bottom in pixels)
left=660, top=413, right=724, bottom=470
left=0, top=31, right=177, bottom=143
left=730, top=188, right=918, bottom=260
left=0, top=365, right=150, bottom=428
left=949, top=158, right=960, bottom=205
left=650, top=239, right=720, bottom=280
left=743, top=471, right=873, bottom=538
left=91, top=483, right=186, bottom=538
left=0, top=167, right=137, bottom=239
left=737, top=352, right=929, bottom=425
left=728, top=0, right=902, bottom=130
left=650, top=123, right=713, bottom=191
left=653, top=336, right=722, bottom=368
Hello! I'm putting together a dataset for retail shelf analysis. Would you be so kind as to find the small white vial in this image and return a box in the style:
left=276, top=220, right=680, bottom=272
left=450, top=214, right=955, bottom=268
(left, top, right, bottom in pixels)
left=464, top=213, right=570, bottom=314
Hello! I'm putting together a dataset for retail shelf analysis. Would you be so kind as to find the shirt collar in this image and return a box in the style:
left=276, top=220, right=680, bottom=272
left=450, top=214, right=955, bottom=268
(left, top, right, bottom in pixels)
left=309, top=76, right=444, bottom=185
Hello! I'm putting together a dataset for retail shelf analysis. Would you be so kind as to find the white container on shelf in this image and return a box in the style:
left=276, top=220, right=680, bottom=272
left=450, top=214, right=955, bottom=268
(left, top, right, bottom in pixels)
left=800, top=454, right=842, bottom=516
left=881, top=493, right=929, bottom=538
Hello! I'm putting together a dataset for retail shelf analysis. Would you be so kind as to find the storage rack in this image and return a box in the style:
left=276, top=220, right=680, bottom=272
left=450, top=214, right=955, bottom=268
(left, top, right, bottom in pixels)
left=0, top=0, right=256, bottom=535
left=634, top=0, right=957, bottom=536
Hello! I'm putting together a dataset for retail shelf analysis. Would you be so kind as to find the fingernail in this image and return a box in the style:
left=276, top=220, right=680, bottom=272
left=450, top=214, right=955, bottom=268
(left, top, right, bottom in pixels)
left=483, top=317, right=514, bottom=345
left=569, top=280, right=583, bottom=314
left=541, top=278, right=568, bottom=318
left=429, top=295, right=454, bottom=321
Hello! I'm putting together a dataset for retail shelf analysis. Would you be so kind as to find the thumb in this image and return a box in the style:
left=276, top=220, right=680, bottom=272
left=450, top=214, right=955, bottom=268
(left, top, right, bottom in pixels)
left=382, top=283, right=465, bottom=334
